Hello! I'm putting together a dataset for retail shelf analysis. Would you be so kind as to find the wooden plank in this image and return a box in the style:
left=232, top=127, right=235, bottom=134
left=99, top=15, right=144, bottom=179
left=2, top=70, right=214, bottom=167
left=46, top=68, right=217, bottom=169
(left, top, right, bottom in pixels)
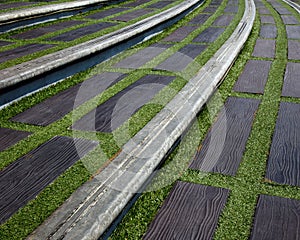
left=250, top=195, right=300, bottom=240
left=288, top=40, right=300, bottom=60
left=233, top=60, right=271, bottom=94
left=11, top=72, right=127, bottom=126
left=111, top=9, right=154, bottom=22
left=143, top=181, right=229, bottom=240
left=286, top=25, right=300, bottom=39
left=260, top=25, right=277, bottom=38
left=0, top=136, right=98, bottom=224
left=212, top=15, right=234, bottom=26
left=266, top=102, right=300, bottom=187
left=189, top=97, right=260, bottom=175
left=188, top=14, right=210, bottom=25
left=0, top=128, right=31, bottom=151
left=163, top=25, right=198, bottom=42
left=86, top=8, right=128, bottom=19
left=72, top=74, right=175, bottom=132
left=282, top=62, right=300, bottom=98
left=192, top=27, right=225, bottom=43
left=252, top=39, right=275, bottom=58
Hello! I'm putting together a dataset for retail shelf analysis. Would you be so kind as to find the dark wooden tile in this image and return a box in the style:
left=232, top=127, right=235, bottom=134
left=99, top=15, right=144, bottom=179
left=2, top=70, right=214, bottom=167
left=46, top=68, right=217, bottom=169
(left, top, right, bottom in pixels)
left=11, top=20, right=85, bottom=39
left=47, top=22, right=116, bottom=42
left=113, top=43, right=171, bottom=69
left=288, top=40, right=300, bottom=60
left=266, top=102, right=300, bottom=186
left=0, top=43, right=54, bottom=64
left=86, top=8, right=127, bottom=19
left=0, top=128, right=31, bottom=151
left=163, top=25, right=198, bottom=42
left=143, top=181, right=229, bottom=240
left=260, top=15, right=275, bottom=24
left=233, top=60, right=271, bottom=94
left=72, top=74, right=175, bottom=132
left=250, top=195, right=300, bottom=240
left=0, top=2, right=35, bottom=10
left=0, top=40, right=12, bottom=47
left=252, top=39, right=275, bottom=58
left=155, top=44, right=207, bottom=72
left=281, top=15, right=299, bottom=25
left=123, top=0, right=151, bottom=7
left=213, top=15, right=234, bottom=26
left=12, top=72, right=127, bottom=126
left=147, top=1, right=172, bottom=8
left=189, top=97, right=260, bottom=175
left=188, top=14, right=210, bottom=25
left=282, top=62, right=300, bottom=98
left=224, top=5, right=239, bottom=13
left=0, top=136, right=98, bottom=224
left=286, top=25, right=300, bottom=39
left=260, top=24, right=277, bottom=38
left=193, top=27, right=225, bottom=43
left=111, top=9, right=154, bottom=22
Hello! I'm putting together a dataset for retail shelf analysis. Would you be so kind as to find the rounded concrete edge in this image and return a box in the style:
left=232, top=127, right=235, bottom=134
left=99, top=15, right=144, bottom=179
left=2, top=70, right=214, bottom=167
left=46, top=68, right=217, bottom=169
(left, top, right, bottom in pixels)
left=282, top=0, right=300, bottom=13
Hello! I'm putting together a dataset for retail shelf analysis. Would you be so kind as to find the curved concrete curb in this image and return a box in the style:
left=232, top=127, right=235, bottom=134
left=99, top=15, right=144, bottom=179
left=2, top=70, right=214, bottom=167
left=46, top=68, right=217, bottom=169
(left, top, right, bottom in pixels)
left=0, top=0, right=201, bottom=90
left=28, top=0, right=255, bottom=239
left=282, top=0, right=300, bottom=13
left=0, top=0, right=110, bottom=23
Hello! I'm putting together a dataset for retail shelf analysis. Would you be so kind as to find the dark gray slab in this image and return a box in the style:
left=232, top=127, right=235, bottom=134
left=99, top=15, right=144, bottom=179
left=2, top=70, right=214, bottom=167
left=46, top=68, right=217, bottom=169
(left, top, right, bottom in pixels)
left=86, top=8, right=127, bottom=20
left=233, top=60, right=271, bottom=94
left=47, top=22, right=116, bottom=42
left=252, top=39, right=275, bottom=58
left=147, top=1, right=172, bottom=8
left=12, top=20, right=85, bottom=39
left=188, top=14, right=210, bottom=25
left=0, top=43, right=54, bottom=64
left=260, top=15, right=275, bottom=24
left=0, top=2, right=35, bottom=10
left=288, top=40, right=300, bottom=60
left=0, top=40, right=12, bottom=47
left=203, top=6, right=218, bottom=13
left=113, top=43, right=171, bottom=69
left=11, top=72, right=127, bottom=126
left=189, top=97, right=260, bottom=175
left=228, top=0, right=239, bottom=4
left=275, top=7, right=292, bottom=14
left=258, top=7, right=270, bottom=14
left=250, top=195, right=300, bottom=240
left=72, top=74, right=175, bottom=132
left=266, top=102, right=300, bottom=186
left=155, top=44, right=207, bottom=72
left=163, top=25, right=198, bottom=42
left=111, top=9, right=154, bottom=22
left=281, top=15, right=299, bottom=25
left=213, top=15, right=234, bottom=26
left=224, top=5, right=239, bottom=13
left=0, top=136, right=98, bottom=224
left=286, top=25, right=300, bottom=39
left=0, top=128, right=31, bottom=151
left=282, top=62, right=300, bottom=97
left=143, top=182, right=229, bottom=240
left=260, top=24, right=277, bottom=38
left=193, top=27, right=225, bottom=43
left=123, top=0, right=151, bottom=7
left=210, top=0, right=224, bottom=5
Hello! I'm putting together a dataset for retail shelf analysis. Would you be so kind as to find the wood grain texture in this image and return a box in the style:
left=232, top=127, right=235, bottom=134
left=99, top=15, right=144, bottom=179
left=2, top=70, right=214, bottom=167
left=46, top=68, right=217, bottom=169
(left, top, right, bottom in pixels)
left=189, top=97, right=260, bottom=175
left=111, top=9, right=154, bottom=22
left=260, top=25, right=277, bottom=38
left=252, top=39, right=275, bottom=58
left=250, top=195, right=300, bottom=240
left=0, top=136, right=98, bottom=224
left=288, top=40, right=300, bottom=60
left=143, top=181, right=229, bottom=240
left=0, top=128, right=31, bottom=151
left=266, top=102, right=300, bottom=186
left=11, top=72, right=127, bottom=126
left=86, top=8, right=127, bottom=19
left=233, top=60, right=271, bottom=94
left=72, top=74, right=175, bottom=132
left=163, top=25, right=199, bottom=42
left=282, top=62, right=300, bottom=98
left=192, top=27, right=225, bottom=43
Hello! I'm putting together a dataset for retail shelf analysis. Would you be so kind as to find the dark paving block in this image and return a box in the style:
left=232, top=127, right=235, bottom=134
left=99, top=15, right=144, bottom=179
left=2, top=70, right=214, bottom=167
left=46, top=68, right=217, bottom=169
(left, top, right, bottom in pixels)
left=260, top=15, right=275, bottom=24
left=155, top=44, right=207, bottom=72
left=12, top=20, right=85, bottom=39
left=188, top=14, right=210, bottom=25
left=250, top=195, right=300, bottom=240
left=266, top=102, right=300, bottom=186
left=143, top=181, right=229, bottom=240
left=0, top=128, right=31, bottom=151
left=48, top=22, right=116, bottom=42
left=252, top=39, right=275, bottom=58
left=113, top=43, right=171, bottom=69
left=228, top=0, right=239, bottom=4
left=258, top=7, right=270, bottom=14
left=193, top=27, right=225, bottom=43
left=275, top=7, right=292, bottom=14
left=286, top=25, right=300, bottom=39
left=72, top=74, right=175, bottom=132
left=282, top=62, right=300, bottom=98
left=86, top=8, right=127, bottom=20
left=189, top=97, right=260, bottom=175
left=0, top=40, right=12, bottom=47
left=0, top=2, right=35, bottom=10
left=233, top=60, right=271, bottom=94
left=111, top=9, right=154, bottom=22
left=281, top=15, right=299, bottom=24
left=203, top=6, right=218, bottom=13
left=224, top=5, right=239, bottom=13
left=210, top=0, right=224, bottom=5
left=0, top=43, right=54, bottom=64
left=260, top=24, right=277, bottom=38
left=0, top=136, right=98, bottom=224
left=11, top=72, right=127, bottom=126
left=123, top=0, right=151, bottom=7
left=213, top=15, right=234, bottom=26
left=288, top=40, right=300, bottom=60
left=163, top=25, right=198, bottom=42
left=147, top=1, right=172, bottom=8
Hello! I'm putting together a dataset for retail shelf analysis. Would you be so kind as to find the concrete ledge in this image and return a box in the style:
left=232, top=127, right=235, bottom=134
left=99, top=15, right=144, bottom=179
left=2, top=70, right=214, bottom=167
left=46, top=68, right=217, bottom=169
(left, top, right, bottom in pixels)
left=282, top=0, right=300, bottom=13
left=28, top=0, right=255, bottom=239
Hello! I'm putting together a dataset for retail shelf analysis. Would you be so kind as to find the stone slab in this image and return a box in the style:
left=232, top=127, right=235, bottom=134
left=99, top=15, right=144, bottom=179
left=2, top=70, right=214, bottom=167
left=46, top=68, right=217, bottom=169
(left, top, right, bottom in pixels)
left=189, top=97, right=260, bottom=175
left=111, top=9, right=154, bottom=22
left=0, top=40, right=12, bottom=47
left=163, top=25, right=198, bottom=42
left=0, top=128, right=31, bottom=151
left=281, top=15, right=299, bottom=24
left=144, top=182, right=229, bottom=240
left=86, top=7, right=127, bottom=19
left=147, top=1, right=173, bottom=9
left=275, top=7, right=292, bottom=14
left=260, top=15, right=275, bottom=24
left=252, top=39, right=275, bottom=58
left=288, top=40, right=300, bottom=60
left=260, top=24, right=277, bottom=38
left=188, top=13, right=210, bottom=25
left=210, top=0, right=224, bottom=5
left=72, top=74, right=175, bottom=132
left=213, top=15, right=234, bottom=26
left=193, top=27, right=225, bottom=43
left=0, top=2, right=35, bottom=10
left=11, top=72, right=127, bottom=126
left=286, top=25, right=300, bottom=39
left=0, top=136, right=98, bottom=224
left=224, top=5, right=239, bottom=13
left=203, top=6, right=218, bottom=13
left=250, top=195, right=300, bottom=240
left=123, top=0, right=151, bottom=7
left=233, top=60, right=271, bottom=93
left=282, top=62, right=300, bottom=97
left=258, top=7, right=270, bottom=14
